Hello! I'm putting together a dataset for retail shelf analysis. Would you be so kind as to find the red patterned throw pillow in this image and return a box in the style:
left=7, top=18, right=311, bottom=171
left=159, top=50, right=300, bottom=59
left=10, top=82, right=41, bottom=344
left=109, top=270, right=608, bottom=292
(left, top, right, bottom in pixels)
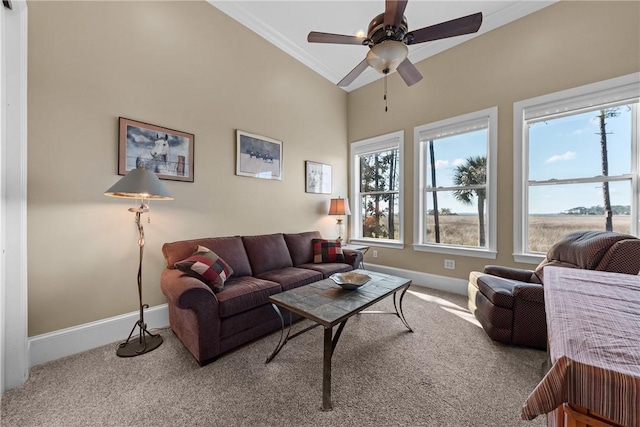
left=312, top=239, right=345, bottom=263
left=174, top=245, right=233, bottom=292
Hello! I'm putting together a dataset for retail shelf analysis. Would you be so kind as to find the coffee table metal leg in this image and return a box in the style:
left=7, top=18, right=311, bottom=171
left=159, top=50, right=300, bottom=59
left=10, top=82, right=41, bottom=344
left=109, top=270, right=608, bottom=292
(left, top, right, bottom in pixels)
left=322, top=327, right=333, bottom=411
left=394, top=285, right=414, bottom=332
left=265, top=304, right=292, bottom=363
left=321, top=319, right=348, bottom=411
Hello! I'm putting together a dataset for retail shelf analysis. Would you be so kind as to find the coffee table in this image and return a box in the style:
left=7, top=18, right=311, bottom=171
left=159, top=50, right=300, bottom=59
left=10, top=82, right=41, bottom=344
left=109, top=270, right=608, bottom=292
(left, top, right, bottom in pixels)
left=264, top=269, right=413, bottom=410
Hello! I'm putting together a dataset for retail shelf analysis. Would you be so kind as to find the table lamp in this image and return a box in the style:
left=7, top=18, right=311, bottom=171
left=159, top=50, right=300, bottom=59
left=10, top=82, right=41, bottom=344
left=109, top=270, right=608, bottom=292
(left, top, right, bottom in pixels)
left=328, top=197, right=351, bottom=242
left=104, top=165, right=173, bottom=357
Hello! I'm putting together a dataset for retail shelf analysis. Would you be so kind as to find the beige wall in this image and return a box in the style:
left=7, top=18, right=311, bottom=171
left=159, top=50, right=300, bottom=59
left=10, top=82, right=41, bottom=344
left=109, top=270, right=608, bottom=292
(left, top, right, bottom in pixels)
left=347, top=1, right=640, bottom=279
left=27, top=1, right=640, bottom=336
left=27, top=1, right=347, bottom=336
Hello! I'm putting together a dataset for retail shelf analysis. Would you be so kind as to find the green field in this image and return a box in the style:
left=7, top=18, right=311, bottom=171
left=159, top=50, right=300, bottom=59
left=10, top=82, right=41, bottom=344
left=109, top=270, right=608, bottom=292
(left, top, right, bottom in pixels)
left=425, top=214, right=631, bottom=253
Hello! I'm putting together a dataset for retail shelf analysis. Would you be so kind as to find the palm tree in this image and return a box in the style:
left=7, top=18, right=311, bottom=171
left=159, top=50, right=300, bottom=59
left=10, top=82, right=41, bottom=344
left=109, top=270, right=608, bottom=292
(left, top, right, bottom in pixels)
left=452, top=156, right=487, bottom=246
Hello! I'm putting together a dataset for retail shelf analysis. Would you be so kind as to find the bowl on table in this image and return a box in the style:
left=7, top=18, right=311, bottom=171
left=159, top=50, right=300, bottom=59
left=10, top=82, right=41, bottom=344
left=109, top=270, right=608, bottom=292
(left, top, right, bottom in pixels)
left=330, top=272, right=372, bottom=290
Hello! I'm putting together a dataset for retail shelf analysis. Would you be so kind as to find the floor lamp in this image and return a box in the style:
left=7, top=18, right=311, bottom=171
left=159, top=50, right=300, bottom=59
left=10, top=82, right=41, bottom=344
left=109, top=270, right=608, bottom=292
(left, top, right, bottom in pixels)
left=105, top=165, right=173, bottom=357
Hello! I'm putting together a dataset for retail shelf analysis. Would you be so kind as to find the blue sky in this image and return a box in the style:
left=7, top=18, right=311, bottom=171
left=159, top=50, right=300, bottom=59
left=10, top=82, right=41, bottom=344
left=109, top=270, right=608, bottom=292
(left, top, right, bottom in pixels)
left=427, top=105, right=633, bottom=215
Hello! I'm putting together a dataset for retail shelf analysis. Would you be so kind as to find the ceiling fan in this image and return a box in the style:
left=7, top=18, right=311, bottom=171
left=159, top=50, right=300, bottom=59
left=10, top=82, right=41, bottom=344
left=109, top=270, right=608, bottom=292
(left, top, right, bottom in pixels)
left=308, top=0, right=483, bottom=87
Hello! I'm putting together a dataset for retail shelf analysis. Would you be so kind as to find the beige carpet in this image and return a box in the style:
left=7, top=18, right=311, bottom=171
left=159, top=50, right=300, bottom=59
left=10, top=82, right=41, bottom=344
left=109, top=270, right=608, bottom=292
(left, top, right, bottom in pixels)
left=1, top=286, right=547, bottom=426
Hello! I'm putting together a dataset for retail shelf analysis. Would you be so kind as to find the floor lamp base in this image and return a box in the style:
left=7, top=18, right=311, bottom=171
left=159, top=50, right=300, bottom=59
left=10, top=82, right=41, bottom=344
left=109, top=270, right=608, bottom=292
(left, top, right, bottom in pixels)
left=117, top=334, right=162, bottom=357
left=116, top=320, right=163, bottom=357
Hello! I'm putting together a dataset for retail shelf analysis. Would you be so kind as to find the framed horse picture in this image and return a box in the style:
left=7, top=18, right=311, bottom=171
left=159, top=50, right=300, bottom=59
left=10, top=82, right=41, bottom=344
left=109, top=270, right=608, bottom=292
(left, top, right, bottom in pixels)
left=236, top=130, right=283, bottom=181
left=118, top=117, right=195, bottom=182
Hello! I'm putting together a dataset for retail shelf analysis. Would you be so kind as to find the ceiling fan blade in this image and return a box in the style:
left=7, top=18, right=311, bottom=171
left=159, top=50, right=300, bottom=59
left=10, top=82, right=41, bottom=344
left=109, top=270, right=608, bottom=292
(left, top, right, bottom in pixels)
left=406, top=12, right=483, bottom=45
left=337, top=59, right=369, bottom=87
left=397, top=58, right=423, bottom=86
left=308, top=31, right=366, bottom=45
left=384, top=0, right=408, bottom=27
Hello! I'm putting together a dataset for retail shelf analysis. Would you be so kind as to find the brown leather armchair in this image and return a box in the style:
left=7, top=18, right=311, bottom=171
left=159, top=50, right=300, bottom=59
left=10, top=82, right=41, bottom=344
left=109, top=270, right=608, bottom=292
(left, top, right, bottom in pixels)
left=468, top=230, right=640, bottom=349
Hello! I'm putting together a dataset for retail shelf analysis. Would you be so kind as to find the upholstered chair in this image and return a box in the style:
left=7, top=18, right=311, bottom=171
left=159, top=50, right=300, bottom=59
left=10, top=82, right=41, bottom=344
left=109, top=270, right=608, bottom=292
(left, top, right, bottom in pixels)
left=467, top=230, right=640, bottom=350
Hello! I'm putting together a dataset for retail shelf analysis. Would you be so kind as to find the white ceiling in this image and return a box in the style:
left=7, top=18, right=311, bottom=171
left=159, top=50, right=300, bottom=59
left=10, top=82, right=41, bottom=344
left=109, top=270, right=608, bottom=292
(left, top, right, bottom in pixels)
left=209, top=1, right=557, bottom=91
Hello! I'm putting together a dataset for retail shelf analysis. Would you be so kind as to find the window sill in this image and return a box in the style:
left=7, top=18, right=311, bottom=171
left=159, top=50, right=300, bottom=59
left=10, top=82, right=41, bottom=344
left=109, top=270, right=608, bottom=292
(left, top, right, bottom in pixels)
left=349, top=239, right=404, bottom=250
left=412, top=243, right=497, bottom=259
left=513, top=253, right=545, bottom=265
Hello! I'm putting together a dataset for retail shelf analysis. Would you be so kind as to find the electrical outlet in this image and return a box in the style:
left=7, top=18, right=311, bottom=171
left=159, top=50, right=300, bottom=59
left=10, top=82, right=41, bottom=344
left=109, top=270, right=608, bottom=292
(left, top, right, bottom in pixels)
left=372, top=250, right=378, bottom=258
left=444, top=259, right=455, bottom=270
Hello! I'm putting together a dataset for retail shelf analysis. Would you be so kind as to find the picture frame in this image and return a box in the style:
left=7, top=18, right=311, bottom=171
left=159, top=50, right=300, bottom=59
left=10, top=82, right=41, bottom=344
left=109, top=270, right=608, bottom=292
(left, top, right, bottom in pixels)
left=305, top=161, right=332, bottom=194
left=118, top=117, right=194, bottom=182
left=236, top=130, right=283, bottom=181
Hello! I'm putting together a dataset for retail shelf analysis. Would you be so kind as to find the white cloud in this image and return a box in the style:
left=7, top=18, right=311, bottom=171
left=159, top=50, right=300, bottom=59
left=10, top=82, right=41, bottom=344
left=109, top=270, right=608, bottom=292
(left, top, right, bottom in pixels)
left=452, top=158, right=466, bottom=167
left=435, top=159, right=449, bottom=169
left=546, top=151, right=576, bottom=163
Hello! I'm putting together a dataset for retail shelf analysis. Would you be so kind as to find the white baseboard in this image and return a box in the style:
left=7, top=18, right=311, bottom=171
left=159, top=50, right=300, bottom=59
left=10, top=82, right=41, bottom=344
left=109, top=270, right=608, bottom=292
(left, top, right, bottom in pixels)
left=365, top=264, right=468, bottom=295
left=27, top=267, right=465, bottom=367
left=28, top=304, right=169, bottom=368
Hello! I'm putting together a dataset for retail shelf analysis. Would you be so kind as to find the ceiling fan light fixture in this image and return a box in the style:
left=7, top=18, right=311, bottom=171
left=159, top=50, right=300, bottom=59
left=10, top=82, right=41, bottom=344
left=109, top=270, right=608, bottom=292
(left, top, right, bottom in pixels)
left=365, top=40, right=408, bottom=74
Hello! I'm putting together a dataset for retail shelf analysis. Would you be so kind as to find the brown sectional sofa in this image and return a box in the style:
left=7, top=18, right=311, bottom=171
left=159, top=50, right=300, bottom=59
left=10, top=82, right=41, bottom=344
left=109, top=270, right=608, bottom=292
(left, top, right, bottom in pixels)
left=160, top=231, right=363, bottom=365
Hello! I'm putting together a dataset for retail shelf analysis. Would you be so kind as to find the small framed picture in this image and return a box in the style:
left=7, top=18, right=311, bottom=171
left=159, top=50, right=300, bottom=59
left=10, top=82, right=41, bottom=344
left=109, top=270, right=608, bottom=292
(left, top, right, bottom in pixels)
left=305, top=161, right=332, bottom=194
left=118, top=117, right=194, bottom=182
left=236, top=130, right=283, bottom=180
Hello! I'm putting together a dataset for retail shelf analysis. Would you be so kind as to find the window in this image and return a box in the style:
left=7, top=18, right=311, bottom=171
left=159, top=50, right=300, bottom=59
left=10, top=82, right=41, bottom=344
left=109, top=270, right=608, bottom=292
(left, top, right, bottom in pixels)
left=413, top=108, right=498, bottom=258
left=514, top=73, right=640, bottom=263
left=350, top=131, right=403, bottom=248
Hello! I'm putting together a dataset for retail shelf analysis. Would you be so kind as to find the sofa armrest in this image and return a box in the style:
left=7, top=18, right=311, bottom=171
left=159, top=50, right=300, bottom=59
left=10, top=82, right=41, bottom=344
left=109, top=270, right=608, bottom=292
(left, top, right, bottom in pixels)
left=343, top=249, right=363, bottom=270
left=160, top=268, right=219, bottom=313
left=483, top=265, right=535, bottom=282
left=512, top=282, right=544, bottom=304
left=160, top=268, right=224, bottom=364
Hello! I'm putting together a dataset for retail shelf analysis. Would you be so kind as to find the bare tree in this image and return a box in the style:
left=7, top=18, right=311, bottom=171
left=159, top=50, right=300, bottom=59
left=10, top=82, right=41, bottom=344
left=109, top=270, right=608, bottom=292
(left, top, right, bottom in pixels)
left=429, top=141, right=440, bottom=243
left=597, top=108, right=619, bottom=232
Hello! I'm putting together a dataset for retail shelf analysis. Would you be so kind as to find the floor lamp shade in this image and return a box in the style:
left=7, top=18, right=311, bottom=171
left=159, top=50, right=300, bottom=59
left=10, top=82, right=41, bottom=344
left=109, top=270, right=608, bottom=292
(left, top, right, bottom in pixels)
left=105, top=166, right=173, bottom=200
left=105, top=166, right=173, bottom=357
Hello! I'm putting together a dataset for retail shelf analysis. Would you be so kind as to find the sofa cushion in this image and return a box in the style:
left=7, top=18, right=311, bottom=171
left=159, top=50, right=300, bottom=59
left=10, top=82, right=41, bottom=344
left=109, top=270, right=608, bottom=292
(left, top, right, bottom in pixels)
left=313, top=239, right=345, bottom=263
left=163, top=236, right=253, bottom=277
left=298, top=263, right=352, bottom=279
left=257, top=267, right=322, bottom=291
left=174, top=245, right=233, bottom=292
left=284, top=231, right=322, bottom=266
left=242, top=233, right=293, bottom=276
left=216, top=276, right=282, bottom=318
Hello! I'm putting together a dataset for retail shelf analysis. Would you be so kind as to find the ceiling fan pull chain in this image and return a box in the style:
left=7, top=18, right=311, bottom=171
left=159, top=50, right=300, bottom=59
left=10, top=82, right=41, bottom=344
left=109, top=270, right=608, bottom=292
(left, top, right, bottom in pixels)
left=384, top=72, right=388, bottom=112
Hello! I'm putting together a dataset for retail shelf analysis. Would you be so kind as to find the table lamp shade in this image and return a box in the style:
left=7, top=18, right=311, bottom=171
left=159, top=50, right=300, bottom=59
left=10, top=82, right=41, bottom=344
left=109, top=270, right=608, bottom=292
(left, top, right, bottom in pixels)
left=328, top=198, right=351, bottom=216
left=105, top=167, right=173, bottom=200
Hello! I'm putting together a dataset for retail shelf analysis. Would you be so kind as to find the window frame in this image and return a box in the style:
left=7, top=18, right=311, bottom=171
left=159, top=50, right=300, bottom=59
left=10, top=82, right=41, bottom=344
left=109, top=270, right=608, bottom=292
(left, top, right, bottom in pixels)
left=412, top=107, right=498, bottom=258
left=350, top=130, right=404, bottom=249
left=513, top=73, right=640, bottom=264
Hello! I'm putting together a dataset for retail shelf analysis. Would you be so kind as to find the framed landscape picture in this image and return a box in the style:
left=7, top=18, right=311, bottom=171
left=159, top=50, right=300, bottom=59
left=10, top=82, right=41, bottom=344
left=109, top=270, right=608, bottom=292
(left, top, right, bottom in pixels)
left=305, top=161, right=332, bottom=194
left=118, top=117, right=194, bottom=182
left=236, top=130, right=283, bottom=180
